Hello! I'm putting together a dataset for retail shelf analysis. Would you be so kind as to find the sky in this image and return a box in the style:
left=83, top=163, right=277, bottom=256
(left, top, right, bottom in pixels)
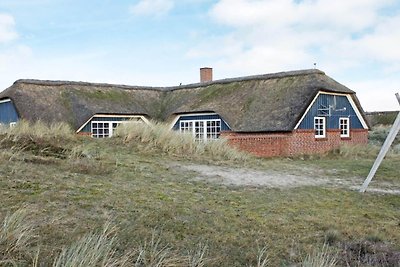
left=0, top=0, right=399, bottom=111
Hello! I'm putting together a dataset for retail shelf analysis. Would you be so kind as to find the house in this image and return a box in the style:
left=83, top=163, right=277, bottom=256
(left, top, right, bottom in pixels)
left=0, top=68, right=369, bottom=157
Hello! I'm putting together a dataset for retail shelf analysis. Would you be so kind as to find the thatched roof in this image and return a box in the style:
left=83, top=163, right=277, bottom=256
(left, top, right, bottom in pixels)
left=0, top=69, right=367, bottom=132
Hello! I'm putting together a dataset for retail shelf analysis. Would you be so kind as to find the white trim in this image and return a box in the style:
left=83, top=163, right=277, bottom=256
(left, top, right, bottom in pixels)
left=294, top=91, right=368, bottom=130
left=346, top=95, right=369, bottom=129
left=169, top=112, right=231, bottom=131
left=314, top=116, right=326, bottom=138
left=0, top=98, right=11, bottom=104
left=76, top=114, right=149, bottom=133
left=339, top=117, right=350, bottom=137
left=168, top=112, right=219, bottom=129
left=294, top=92, right=320, bottom=130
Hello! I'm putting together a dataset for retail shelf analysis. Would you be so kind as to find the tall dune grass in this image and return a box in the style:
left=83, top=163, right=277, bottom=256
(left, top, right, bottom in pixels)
left=0, top=120, right=74, bottom=141
left=53, top=222, right=131, bottom=267
left=0, top=209, right=36, bottom=266
left=114, top=121, right=249, bottom=161
left=301, top=244, right=337, bottom=267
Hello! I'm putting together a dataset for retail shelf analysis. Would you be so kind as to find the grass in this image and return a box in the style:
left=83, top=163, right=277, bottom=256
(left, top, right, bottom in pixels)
left=114, top=121, right=249, bottom=162
left=0, top=122, right=399, bottom=266
left=301, top=244, right=337, bottom=267
left=0, top=209, right=36, bottom=266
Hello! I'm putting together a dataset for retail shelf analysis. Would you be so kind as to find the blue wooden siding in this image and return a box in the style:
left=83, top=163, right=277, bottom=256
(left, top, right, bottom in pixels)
left=172, top=114, right=230, bottom=131
left=0, top=100, right=19, bottom=125
left=80, top=117, right=137, bottom=133
left=298, top=94, right=364, bottom=130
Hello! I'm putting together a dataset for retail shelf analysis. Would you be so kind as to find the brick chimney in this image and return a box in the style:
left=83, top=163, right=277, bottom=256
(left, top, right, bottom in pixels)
left=200, top=67, right=213, bottom=83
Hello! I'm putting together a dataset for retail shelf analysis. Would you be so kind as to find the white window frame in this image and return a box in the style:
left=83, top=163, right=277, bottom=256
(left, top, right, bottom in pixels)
left=339, top=117, right=350, bottom=138
left=179, top=119, right=221, bottom=142
left=314, top=117, right=326, bottom=138
left=9, top=122, right=16, bottom=127
left=91, top=120, right=137, bottom=138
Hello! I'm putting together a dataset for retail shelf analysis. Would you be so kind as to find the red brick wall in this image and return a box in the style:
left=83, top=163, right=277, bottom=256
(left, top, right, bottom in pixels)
left=221, top=132, right=289, bottom=157
left=222, top=129, right=368, bottom=157
left=77, top=132, right=92, bottom=136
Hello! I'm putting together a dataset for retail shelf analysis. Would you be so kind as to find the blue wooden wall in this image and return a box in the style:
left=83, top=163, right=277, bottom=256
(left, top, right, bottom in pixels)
left=0, top=99, right=19, bottom=125
left=80, top=116, right=139, bottom=133
left=298, top=94, right=364, bottom=130
left=172, top=114, right=230, bottom=131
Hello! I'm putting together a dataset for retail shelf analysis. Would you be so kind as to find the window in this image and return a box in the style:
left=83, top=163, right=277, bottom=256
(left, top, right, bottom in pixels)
left=180, top=121, right=193, bottom=134
left=92, top=122, right=110, bottom=138
left=9, top=122, right=16, bottom=127
left=339, top=117, right=350, bottom=137
left=91, top=121, right=131, bottom=138
left=314, top=117, right=326, bottom=138
left=180, top=119, right=221, bottom=141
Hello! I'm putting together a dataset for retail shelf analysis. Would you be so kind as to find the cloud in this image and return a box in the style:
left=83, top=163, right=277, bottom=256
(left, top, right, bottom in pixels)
left=0, top=13, right=18, bottom=43
left=204, top=0, right=399, bottom=72
left=183, top=0, right=400, bottom=110
left=348, top=78, right=400, bottom=111
left=129, top=0, right=174, bottom=16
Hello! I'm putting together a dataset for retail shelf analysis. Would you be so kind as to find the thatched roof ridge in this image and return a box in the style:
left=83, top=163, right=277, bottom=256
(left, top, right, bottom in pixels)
left=166, top=69, right=329, bottom=91
left=14, top=69, right=333, bottom=92
left=1, top=69, right=365, bottom=132
left=13, top=79, right=163, bottom=91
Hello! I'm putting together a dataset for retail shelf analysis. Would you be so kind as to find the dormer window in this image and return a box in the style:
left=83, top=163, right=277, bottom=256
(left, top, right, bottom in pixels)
left=180, top=119, right=221, bottom=141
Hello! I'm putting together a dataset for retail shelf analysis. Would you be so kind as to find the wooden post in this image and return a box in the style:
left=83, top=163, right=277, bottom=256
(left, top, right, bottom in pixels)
left=360, top=93, right=400, bottom=193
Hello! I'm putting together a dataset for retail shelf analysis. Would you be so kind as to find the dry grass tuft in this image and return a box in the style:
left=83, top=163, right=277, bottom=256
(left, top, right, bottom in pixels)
left=0, top=209, right=36, bottom=265
left=114, top=121, right=249, bottom=161
left=187, top=243, right=209, bottom=267
left=302, top=244, right=337, bottom=267
left=1, top=120, right=74, bottom=141
left=133, top=229, right=183, bottom=267
left=53, top=222, right=130, bottom=267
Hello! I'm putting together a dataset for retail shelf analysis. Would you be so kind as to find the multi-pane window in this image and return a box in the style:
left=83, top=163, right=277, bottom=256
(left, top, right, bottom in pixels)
left=206, top=120, right=221, bottom=139
left=91, top=121, right=130, bottom=138
left=92, top=122, right=110, bottom=138
left=339, top=117, right=350, bottom=137
left=180, top=119, right=221, bottom=141
left=194, top=121, right=205, bottom=141
left=180, top=121, right=193, bottom=134
left=314, top=117, right=326, bottom=138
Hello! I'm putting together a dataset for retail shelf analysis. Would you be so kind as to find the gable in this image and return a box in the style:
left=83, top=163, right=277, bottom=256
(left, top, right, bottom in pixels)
left=77, top=114, right=149, bottom=133
left=295, top=92, right=368, bottom=130
left=171, top=113, right=231, bottom=131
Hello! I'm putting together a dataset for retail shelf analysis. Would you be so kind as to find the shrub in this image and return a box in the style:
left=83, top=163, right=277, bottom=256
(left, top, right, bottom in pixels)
left=324, top=230, right=341, bottom=246
left=368, top=125, right=400, bottom=146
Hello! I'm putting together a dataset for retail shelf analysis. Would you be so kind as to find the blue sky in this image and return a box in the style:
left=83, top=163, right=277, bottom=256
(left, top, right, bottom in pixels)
left=0, top=0, right=399, bottom=111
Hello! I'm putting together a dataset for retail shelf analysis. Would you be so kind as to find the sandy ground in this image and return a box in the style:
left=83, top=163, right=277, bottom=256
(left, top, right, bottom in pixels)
left=174, top=163, right=400, bottom=194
